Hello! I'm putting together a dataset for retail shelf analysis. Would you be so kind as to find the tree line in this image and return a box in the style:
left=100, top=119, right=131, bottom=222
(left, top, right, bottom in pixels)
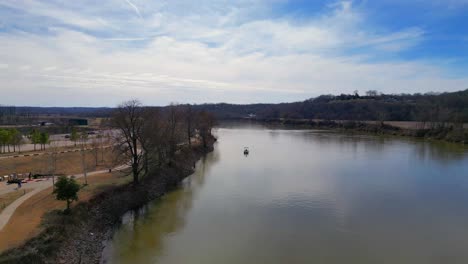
left=48, top=100, right=216, bottom=214
left=188, top=89, right=468, bottom=124
left=29, top=129, right=50, bottom=151
left=0, top=128, right=23, bottom=153
left=112, top=100, right=216, bottom=185
left=7, top=89, right=467, bottom=125
left=0, top=128, right=53, bottom=153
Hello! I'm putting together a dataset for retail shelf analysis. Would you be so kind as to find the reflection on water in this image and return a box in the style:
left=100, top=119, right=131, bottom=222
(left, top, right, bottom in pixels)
left=106, top=124, right=468, bottom=264
left=103, top=149, right=220, bottom=264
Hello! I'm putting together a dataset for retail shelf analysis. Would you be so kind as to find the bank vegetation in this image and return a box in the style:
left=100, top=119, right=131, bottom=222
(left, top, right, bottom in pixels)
left=0, top=100, right=216, bottom=264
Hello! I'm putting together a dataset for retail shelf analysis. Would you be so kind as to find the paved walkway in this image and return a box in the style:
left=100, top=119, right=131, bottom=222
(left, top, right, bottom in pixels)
left=0, top=179, right=51, bottom=196
left=0, top=166, right=125, bottom=232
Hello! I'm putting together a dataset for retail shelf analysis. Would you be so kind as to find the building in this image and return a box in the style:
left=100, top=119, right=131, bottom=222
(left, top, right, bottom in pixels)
left=68, top=118, right=88, bottom=126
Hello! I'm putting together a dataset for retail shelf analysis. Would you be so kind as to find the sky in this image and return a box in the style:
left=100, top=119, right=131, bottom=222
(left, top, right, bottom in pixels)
left=1, top=0, right=468, bottom=107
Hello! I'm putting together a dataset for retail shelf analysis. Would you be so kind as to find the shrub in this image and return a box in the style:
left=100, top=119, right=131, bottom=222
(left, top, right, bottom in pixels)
left=53, top=176, right=80, bottom=212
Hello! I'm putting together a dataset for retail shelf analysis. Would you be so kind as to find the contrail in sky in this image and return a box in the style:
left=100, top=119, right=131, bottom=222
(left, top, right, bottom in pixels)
left=124, top=0, right=142, bottom=18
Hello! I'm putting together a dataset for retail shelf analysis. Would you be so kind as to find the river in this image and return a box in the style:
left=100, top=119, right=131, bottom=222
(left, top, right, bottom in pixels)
left=103, top=124, right=468, bottom=264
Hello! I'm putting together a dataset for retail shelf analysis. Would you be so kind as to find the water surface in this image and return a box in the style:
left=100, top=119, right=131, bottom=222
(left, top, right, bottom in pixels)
left=105, top=124, right=468, bottom=264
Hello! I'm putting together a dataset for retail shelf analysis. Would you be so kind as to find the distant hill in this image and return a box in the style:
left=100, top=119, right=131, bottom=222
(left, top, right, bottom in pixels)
left=0, top=106, right=113, bottom=117
left=191, top=89, right=468, bottom=123
left=3, top=89, right=468, bottom=123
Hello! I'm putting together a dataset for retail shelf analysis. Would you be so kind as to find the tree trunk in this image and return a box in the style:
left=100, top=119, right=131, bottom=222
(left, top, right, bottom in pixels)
left=132, top=137, right=139, bottom=184
left=144, top=152, right=149, bottom=175
left=202, top=132, right=207, bottom=148
left=132, top=162, right=139, bottom=184
left=187, top=124, right=191, bottom=146
left=81, top=150, right=87, bottom=185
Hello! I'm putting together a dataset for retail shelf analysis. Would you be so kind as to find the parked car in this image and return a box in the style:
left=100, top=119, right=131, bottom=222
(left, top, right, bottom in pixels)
left=65, top=134, right=70, bottom=138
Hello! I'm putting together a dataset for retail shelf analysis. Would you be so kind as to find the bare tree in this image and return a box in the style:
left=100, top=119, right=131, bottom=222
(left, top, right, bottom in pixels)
left=107, top=144, right=126, bottom=173
left=353, top=90, right=359, bottom=98
left=139, top=108, right=162, bottom=174
left=197, top=111, right=216, bottom=148
left=90, top=138, right=100, bottom=168
left=376, top=111, right=387, bottom=127
left=167, top=103, right=183, bottom=159
left=145, top=109, right=171, bottom=168
left=48, top=141, right=59, bottom=192
left=103, top=130, right=113, bottom=162
left=184, top=104, right=194, bottom=146
left=365, top=90, right=379, bottom=97
left=70, top=127, right=79, bottom=147
left=97, top=131, right=105, bottom=163
left=113, top=100, right=145, bottom=184
left=79, top=131, right=88, bottom=185
left=80, top=131, right=88, bottom=147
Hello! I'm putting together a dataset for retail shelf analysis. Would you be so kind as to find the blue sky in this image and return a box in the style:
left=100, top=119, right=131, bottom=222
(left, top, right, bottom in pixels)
left=0, top=0, right=468, bottom=106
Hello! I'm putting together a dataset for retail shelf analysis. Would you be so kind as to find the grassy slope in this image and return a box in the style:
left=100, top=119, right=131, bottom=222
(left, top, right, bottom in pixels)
left=0, top=171, right=131, bottom=253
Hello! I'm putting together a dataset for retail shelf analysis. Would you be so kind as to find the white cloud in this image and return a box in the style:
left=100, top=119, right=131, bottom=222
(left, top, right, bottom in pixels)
left=0, top=0, right=466, bottom=106
left=0, top=0, right=110, bottom=30
left=19, top=65, right=31, bottom=71
left=124, top=0, right=142, bottom=18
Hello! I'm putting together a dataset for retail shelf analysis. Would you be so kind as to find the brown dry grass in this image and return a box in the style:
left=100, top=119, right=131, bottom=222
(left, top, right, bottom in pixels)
left=0, top=171, right=131, bottom=252
left=0, top=148, right=118, bottom=177
left=0, top=143, right=91, bottom=158
left=0, top=189, right=32, bottom=213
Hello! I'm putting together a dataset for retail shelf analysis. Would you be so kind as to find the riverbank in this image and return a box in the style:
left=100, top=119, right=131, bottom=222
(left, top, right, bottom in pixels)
left=248, top=118, right=468, bottom=145
left=0, top=136, right=215, bottom=264
left=0, top=171, right=131, bottom=253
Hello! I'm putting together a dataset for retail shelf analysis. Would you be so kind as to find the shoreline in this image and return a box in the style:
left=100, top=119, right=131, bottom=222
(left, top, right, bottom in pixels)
left=230, top=118, right=468, bottom=145
left=0, top=136, right=216, bottom=264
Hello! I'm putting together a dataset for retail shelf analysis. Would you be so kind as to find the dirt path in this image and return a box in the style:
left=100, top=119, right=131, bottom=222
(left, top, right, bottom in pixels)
left=0, top=189, right=31, bottom=213
left=0, top=168, right=119, bottom=232
left=0, top=170, right=129, bottom=252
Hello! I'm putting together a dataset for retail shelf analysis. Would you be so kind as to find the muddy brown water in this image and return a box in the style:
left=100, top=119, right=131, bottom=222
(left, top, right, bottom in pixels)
left=103, top=124, right=468, bottom=264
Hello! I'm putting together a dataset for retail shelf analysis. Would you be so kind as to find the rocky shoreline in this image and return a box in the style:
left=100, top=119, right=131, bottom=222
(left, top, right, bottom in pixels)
left=0, top=137, right=215, bottom=264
